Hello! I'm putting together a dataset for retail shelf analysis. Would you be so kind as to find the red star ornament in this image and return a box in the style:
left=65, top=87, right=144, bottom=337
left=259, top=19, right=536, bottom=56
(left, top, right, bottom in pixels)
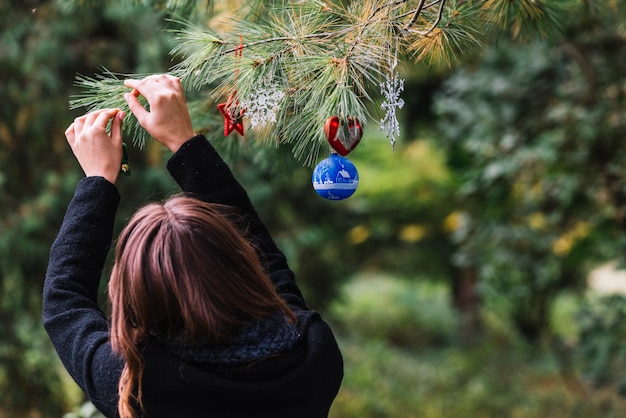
left=218, top=101, right=245, bottom=136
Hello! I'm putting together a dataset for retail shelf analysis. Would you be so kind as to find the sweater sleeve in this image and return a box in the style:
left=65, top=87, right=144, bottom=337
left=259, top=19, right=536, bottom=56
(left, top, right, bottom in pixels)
left=167, top=135, right=308, bottom=311
left=42, top=176, right=123, bottom=418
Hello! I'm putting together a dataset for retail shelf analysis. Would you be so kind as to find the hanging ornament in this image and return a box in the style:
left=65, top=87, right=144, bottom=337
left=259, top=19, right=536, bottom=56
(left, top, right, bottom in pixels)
left=218, top=95, right=245, bottom=136
left=241, top=78, right=285, bottom=129
left=312, top=152, right=359, bottom=200
left=218, top=36, right=246, bottom=137
left=119, top=142, right=131, bottom=176
left=380, top=45, right=405, bottom=150
left=324, top=116, right=363, bottom=156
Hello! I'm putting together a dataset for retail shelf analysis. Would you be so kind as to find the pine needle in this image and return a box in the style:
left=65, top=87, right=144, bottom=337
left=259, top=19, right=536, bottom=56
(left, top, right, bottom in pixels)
left=69, top=69, right=152, bottom=148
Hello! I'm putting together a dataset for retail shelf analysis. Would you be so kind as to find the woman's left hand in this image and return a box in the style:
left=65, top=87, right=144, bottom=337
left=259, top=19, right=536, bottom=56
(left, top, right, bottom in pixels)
left=65, top=108, right=125, bottom=185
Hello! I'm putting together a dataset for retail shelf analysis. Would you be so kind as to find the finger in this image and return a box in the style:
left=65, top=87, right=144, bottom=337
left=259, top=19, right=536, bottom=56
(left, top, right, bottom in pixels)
left=124, top=79, right=154, bottom=103
left=94, top=108, right=120, bottom=129
left=164, top=74, right=181, bottom=85
left=84, top=109, right=102, bottom=126
left=124, top=76, right=161, bottom=92
left=144, top=74, right=169, bottom=83
left=73, top=116, right=85, bottom=136
left=124, top=92, right=149, bottom=125
left=124, top=78, right=141, bottom=90
left=111, top=111, right=125, bottom=146
left=166, top=76, right=185, bottom=98
left=125, top=76, right=173, bottom=100
left=159, top=74, right=182, bottom=90
left=65, top=124, right=75, bottom=144
left=154, top=74, right=184, bottom=93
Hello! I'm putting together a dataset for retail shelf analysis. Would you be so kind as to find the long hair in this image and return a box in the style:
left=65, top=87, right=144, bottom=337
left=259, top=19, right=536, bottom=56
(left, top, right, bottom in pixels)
left=108, top=196, right=294, bottom=418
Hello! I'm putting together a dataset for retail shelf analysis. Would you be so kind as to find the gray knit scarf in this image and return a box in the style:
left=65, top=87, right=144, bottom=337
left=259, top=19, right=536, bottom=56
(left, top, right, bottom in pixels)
left=159, top=313, right=299, bottom=366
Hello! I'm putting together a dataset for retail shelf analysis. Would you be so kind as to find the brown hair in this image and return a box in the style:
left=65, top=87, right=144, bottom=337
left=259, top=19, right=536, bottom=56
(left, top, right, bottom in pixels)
left=108, top=196, right=294, bottom=418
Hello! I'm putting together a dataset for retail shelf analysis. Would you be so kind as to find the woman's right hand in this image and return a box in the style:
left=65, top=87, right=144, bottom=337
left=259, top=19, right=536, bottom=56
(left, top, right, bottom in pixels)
left=123, top=74, right=196, bottom=153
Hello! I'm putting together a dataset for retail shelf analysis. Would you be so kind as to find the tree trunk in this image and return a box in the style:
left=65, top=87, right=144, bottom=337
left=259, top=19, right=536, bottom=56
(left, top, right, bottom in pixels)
left=452, top=265, right=481, bottom=343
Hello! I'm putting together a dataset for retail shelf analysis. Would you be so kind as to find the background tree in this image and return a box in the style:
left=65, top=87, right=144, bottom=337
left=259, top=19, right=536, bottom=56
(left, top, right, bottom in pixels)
left=434, top=0, right=626, bottom=388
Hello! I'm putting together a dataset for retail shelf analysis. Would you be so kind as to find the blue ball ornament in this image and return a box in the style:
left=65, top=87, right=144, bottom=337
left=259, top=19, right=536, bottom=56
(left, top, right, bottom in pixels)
left=312, top=153, right=359, bottom=200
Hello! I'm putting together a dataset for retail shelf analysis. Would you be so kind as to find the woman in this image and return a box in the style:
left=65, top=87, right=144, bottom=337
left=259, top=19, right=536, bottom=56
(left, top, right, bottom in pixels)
left=43, top=74, right=343, bottom=418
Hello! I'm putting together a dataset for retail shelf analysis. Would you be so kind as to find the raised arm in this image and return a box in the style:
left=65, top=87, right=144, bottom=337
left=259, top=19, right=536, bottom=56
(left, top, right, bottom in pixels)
left=124, top=75, right=308, bottom=310
left=43, top=178, right=123, bottom=416
left=43, top=109, right=127, bottom=416
left=123, top=75, right=254, bottom=208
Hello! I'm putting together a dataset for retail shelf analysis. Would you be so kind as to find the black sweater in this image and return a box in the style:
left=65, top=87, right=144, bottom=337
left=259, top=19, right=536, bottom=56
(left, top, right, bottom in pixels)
left=43, top=136, right=343, bottom=418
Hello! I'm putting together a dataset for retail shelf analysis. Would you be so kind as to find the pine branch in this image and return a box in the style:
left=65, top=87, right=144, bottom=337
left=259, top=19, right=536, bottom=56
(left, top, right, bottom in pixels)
left=404, top=0, right=428, bottom=29
left=412, top=0, right=447, bottom=35
left=69, top=70, right=152, bottom=148
left=66, top=0, right=581, bottom=164
left=481, top=0, right=574, bottom=41
left=407, top=0, right=483, bottom=68
left=167, top=1, right=401, bottom=161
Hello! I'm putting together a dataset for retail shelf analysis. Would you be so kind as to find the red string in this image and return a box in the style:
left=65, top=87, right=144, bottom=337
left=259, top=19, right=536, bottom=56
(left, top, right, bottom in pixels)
left=227, top=35, right=244, bottom=111
left=235, top=34, right=243, bottom=74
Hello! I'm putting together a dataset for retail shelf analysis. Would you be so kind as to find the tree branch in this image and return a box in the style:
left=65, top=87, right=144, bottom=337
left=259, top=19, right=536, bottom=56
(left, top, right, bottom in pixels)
left=412, top=0, right=446, bottom=36
left=219, top=32, right=337, bottom=56
left=404, top=0, right=427, bottom=30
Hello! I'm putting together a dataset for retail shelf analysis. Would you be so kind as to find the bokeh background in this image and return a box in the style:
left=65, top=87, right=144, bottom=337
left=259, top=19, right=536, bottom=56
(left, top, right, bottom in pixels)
left=3, top=1, right=626, bottom=417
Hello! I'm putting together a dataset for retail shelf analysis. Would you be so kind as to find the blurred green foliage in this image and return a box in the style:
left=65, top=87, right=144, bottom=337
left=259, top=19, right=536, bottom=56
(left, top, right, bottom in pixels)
left=330, top=277, right=626, bottom=418
left=576, top=294, right=626, bottom=392
left=434, top=3, right=626, bottom=342
left=330, top=273, right=458, bottom=347
left=3, top=0, right=626, bottom=417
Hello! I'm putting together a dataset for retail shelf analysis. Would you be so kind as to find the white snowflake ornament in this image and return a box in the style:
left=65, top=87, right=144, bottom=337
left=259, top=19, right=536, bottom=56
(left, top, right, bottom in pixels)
left=241, top=79, right=285, bottom=129
left=380, top=56, right=405, bottom=150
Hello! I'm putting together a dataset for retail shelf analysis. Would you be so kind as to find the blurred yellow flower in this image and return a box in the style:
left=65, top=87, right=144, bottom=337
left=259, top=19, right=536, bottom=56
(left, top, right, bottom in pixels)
left=399, top=224, right=427, bottom=243
left=552, top=221, right=591, bottom=256
left=348, top=225, right=370, bottom=244
left=552, top=237, right=572, bottom=256
left=443, top=211, right=464, bottom=233
left=527, top=212, right=546, bottom=230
